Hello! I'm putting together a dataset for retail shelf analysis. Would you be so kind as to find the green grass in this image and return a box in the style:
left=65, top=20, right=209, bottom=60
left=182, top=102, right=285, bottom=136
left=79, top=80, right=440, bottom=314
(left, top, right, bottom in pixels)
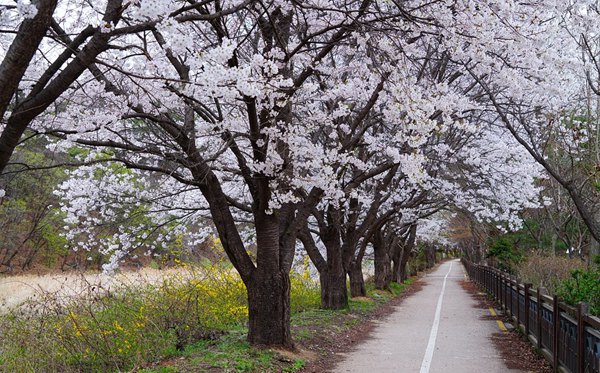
left=293, top=328, right=313, bottom=340
left=135, top=276, right=417, bottom=372
left=0, top=263, right=416, bottom=373
left=291, top=308, right=339, bottom=326
left=289, top=277, right=417, bottom=343
left=283, top=359, right=306, bottom=372
left=349, top=296, right=377, bottom=313
left=172, top=277, right=416, bottom=372
left=139, top=367, right=179, bottom=373
left=140, top=331, right=307, bottom=372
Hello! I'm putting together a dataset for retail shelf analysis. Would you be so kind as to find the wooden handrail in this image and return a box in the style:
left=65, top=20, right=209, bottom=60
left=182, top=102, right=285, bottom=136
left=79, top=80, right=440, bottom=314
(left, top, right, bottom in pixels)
left=460, top=258, right=600, bottom=373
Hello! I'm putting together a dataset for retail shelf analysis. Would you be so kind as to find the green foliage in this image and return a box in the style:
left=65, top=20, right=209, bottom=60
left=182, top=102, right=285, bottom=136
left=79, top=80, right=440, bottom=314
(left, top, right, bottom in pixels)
left=0, top=264, right=245, bottom=372
left=0, top=137, right=74, bottom=271
left=0, top=262, right=322, bottom=372
left=289, top=259, right=321, bottom=313
left=556, top=263, right=600, bottom=316
left=0, top=261, right=414, bottom=371
left=138, top=367, right=179, bottom=373
left=349, top=296, right=377, bottom=313
left=181, top=333, right=276, bottom=372
left=390, top=279, right=412, bottom=296
left=283, top=359, right=306, bottom=372
left=487, top=237, right=523, bottom=273
left=487, top=217, right=580, bottom=265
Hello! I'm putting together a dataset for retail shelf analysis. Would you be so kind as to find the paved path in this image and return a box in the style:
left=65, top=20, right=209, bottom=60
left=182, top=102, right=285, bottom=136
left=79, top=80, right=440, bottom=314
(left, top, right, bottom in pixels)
left=334, top=259, right=521, bottom=373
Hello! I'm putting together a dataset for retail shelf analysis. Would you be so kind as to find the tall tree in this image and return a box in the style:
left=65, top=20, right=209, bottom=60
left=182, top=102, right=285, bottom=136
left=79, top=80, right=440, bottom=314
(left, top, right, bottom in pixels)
left=0, top=0, right=131, bottom=173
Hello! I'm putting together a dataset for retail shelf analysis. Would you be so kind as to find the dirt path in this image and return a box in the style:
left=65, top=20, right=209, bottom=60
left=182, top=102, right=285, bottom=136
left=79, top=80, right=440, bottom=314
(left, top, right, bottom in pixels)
left=334, top=259, right=524, bottom=373
left=0, top=267, right=185, bottom=311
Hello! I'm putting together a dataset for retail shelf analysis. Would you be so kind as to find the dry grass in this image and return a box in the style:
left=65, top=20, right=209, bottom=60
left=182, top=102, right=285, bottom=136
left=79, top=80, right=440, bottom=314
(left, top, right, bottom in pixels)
left=515, top=252, right=585, bottom=293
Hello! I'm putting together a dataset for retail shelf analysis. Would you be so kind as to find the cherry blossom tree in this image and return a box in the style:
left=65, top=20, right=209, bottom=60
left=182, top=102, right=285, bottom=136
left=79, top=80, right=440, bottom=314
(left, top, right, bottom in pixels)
left=422, top=1, right=600, bottom=262
left=41, top=0, right=419, bottom=347
left=3, top=0, right=584, bottom=349
left=0, top=0, right=134, bottom=175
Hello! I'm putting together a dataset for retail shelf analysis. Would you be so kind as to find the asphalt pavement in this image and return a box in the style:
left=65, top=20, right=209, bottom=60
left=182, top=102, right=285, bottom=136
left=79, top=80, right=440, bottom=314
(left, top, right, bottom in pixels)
left=334, top=259, right=523, bottom=373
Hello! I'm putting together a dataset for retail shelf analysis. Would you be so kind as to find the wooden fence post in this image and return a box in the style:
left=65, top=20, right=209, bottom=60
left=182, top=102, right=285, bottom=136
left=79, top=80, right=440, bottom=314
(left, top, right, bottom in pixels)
left=537, top=288, right=543, bottom=350
left=480, top=265, right=483, bottom=285
left=504, top=274, right=508, bottom=314
left=482, top=266, right=486, bottom=290
left=485, top=267, right=488, bottom=291
left=516, top=281, right=521, bottom=328
left=552, top=295, right=559, bottom=373
left=500, top=273, right=505, bottom=312
left=495, top=270, right=499, bottom=303
left=508, top=279, right=513, bottom=317
left=524, top=283, right=531, bottom=336
left=576, top=302, right=588, bottom=373
left=486, top=267, right=489, bottom=292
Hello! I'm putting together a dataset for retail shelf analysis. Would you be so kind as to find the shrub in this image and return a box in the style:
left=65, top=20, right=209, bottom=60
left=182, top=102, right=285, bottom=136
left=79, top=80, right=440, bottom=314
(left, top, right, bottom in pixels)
left=0, top=285, right=178, bottom=372
left=289, top=258, right=320, bottom=313
left=556, top=265, right=600, bottom=316
left=515, top=252, right=585, bottom=293
left=487, top=237, right=523, bottom=273
left=0, top=262, right=322, bottom=372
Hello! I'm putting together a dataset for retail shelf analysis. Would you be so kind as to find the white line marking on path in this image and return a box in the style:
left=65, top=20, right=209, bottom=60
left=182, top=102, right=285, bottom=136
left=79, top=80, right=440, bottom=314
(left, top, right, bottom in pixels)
left=419, top=261, right=454, bottom=373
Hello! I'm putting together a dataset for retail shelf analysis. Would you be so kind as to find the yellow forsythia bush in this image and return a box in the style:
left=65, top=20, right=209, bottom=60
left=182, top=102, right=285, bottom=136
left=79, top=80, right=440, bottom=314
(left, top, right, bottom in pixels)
left=0, top=260, right=321, bottom=372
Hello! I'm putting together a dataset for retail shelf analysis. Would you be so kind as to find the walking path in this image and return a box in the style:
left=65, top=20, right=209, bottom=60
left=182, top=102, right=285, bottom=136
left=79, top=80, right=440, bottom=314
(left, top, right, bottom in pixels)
left=334, top=259, right=522, bottom=372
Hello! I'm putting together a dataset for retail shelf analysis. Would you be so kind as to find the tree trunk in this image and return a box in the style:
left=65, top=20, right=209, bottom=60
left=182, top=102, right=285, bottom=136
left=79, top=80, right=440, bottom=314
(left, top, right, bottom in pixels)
left=590, top=238, right=600, bottom=268
left=392, top=246, right=402, bottom=283
left=1, top=247, right=18, bottom=270
left=247, top=268, right=293, bottom=347
left=398, top=246, right=412, bottom=282
left=373, top=232, right=391, bottom=290
left=21, top=247, right=40, bottom=270
left=425, top=246, right=436, bottom=269
left=319, top=266, right=348, bottom=309
left=317, top=207, right=349, bottom=309
left=298, top=225, right=348, bottom=309
left=348, top=260, right=366, bottom=297
left=393, top=224, right=417, bottom=283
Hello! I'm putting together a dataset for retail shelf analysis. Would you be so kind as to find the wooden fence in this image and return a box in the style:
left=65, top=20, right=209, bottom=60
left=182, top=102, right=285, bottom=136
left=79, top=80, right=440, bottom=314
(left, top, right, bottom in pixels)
left=462, top=259, right=600, bottom=373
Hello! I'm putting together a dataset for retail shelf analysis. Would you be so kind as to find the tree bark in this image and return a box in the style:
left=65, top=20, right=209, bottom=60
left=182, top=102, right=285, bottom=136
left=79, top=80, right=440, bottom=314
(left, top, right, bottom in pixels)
left=425, top=245, right=436, bottom=269
left=391, top=242, right=403, bottom=283
left=247, top=268, right=292, bottom=347
left=348, top=260, right=366, bottom=297
left=373, top=231, right=391, bottom=290
left=589, top=238, right=600, bottom=268
left=397, top=244, right=412, bottom=282
left=298, top=225, right=347, bottom=309
left=320, top=224, right=349, bottom=309
left=348, top=236, right=369, bottom=298
left=0, top=0, right=58, bottom=122
left=393, top=224, right=417, bottom=282
left=0, top=0, right=125, bottom=173
left=319, top=266, right=348, bottom=309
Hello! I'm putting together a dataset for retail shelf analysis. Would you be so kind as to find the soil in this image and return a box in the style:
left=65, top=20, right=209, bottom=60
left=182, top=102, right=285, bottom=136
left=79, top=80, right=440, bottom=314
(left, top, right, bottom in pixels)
left=297, top=277, right=425, bottom=372
left=459, top=279, right=552, bottom=373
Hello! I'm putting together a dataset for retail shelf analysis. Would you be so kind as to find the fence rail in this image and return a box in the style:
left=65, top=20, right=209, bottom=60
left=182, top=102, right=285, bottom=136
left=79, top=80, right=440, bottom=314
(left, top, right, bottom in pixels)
left=462, top=259, right=600, bottom=373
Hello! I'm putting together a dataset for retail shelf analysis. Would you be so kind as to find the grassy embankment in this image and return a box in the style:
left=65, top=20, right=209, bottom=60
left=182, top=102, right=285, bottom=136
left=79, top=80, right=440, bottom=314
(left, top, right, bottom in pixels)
left=0, top=260, right=414, bottom=372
